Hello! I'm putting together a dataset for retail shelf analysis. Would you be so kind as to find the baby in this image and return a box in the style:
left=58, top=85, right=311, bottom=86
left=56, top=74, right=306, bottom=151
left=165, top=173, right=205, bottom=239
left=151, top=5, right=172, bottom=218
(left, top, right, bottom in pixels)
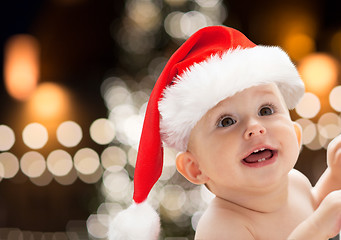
left=109, top=26, right=341, bottom=240
left=178, top=82, right=341, bottom=239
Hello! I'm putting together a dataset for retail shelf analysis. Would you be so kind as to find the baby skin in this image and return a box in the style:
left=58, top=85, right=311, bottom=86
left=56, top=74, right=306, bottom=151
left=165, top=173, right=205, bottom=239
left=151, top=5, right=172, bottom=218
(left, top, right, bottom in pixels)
left=176, top=83, right=341, bottom=239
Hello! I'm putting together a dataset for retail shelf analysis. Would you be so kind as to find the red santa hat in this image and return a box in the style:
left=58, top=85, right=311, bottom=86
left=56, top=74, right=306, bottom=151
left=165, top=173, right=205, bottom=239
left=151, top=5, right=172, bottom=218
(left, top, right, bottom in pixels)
left=109, top=25, right=304, bottom=239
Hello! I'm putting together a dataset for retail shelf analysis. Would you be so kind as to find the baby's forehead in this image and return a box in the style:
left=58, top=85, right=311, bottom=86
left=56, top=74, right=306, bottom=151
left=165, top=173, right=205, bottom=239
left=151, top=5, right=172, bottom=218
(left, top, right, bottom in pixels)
left=236, top=83, right=281, bottom=97
left=215, top=83, right=284, bottom=107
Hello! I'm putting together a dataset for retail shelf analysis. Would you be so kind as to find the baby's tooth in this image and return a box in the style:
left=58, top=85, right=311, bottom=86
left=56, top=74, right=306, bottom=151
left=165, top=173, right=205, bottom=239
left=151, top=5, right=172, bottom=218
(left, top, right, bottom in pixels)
left=254, top=148, right=266, bottom=154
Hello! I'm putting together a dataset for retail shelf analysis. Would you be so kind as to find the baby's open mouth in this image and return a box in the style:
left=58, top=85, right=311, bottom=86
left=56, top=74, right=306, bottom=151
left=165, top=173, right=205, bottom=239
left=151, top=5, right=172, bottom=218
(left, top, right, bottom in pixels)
left=243, top=148, right=275, bottom=164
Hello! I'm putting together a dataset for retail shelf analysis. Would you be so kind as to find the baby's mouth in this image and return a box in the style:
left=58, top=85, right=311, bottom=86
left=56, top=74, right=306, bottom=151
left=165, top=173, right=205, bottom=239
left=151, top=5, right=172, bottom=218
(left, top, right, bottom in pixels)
left=243, top=148, right=275, bottom=164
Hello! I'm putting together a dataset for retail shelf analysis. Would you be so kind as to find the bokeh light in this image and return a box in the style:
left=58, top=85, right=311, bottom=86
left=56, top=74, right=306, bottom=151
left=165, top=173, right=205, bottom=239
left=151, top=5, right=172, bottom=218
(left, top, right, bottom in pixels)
left=22, top=123, right=48, bottom=149
left=20, top=151, right=46, bottom=178
left=195, top=0, right=221, bottom=8
left=164, top=12, right=187, bottom=39
left=30, top=168, right=53, bottom=186
left=295, top=92, right=321, bottom=119
left=305, top=130, right=326, bottom=151
left=283, top=33, right=315, bottom=61
left=100, top=146, right=127, bottom=172
left=295, top=118, right=317, bottom=145
left=317, top=112, right=341, bottom=140
left=56, top=121, right=83, bottom=147
left=191, top=211, right=203, bottom=231
left=47, top=150, right=73, bottom=177
left=330, top=31, right=341, bottom=58
left=78, top=166, right=103, bottom=184
left=86, top=214, right=108, bottom=239
left=102, top=169, right=132, bottom=202
left=74, top=148, right=100, bottom=175
left=0, top=125, right=15, bottom=151
left=0, top=163, right=4, bottom=181
left=54, top=167, right=78, bottom=185
left=0, top=152, right=19, bottom=178
left=160, top=185, right=186, bottom=212
left=297, top=53, right=338, bottom=96
left=159, top=148, right=177, bottom=181
left=89, top=118, right=115, bottom=145
left=127, top=147, right=138, bottom=167
left=4, top=1, right=341, bottom=239
left=200, top=185, right=215, bottom=204
left=27, top=82, right=70, bottom=120
left=123, top=114, right=144, bottom=147
left=164, top=0, right=226, bottom=40
left=126, top=0, right=161, bottom=32
left=164, top=0, right=187, bottom=7
left=109, top=104, right=138, bottom=146
left=4, top=34, right=40, bottom=101
left=102, top=81, right=131, bottom=111
left=180, top=11, right=209, bottom=38
left=329, top=85, right=341, bottom=112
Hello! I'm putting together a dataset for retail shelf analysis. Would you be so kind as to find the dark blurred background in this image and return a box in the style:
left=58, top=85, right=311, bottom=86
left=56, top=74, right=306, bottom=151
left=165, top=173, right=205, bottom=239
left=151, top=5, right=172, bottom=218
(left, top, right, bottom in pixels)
left=0, top=0, right=341, bottom=239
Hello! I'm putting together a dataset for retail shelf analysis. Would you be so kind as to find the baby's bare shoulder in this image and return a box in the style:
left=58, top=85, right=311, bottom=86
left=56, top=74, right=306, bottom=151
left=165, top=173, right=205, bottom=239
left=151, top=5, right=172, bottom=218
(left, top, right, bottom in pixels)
left=289, top=169, right=313, bottom=191
left=195, top=200, right=255, bottom=239
left=289, top=169, right=315, bottom=207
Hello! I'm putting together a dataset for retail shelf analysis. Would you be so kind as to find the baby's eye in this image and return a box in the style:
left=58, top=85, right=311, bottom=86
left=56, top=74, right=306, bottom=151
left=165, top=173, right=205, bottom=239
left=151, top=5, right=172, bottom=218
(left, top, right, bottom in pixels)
left=259, top=106, right=274, bottom=116
left=217, top=116, right=236, bottom=128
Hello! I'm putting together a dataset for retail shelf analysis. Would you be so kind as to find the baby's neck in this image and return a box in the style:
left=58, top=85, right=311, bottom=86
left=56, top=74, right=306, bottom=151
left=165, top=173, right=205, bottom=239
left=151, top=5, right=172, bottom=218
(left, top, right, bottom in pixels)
left=213, top=177, right=290, bottom=214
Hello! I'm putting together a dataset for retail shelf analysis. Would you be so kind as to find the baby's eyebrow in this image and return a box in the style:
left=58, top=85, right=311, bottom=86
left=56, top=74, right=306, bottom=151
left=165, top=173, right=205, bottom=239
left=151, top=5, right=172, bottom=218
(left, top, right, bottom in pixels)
left=257, top=91, right=281, bottom=101
left=206, top=104, right=233, bottom=123
left=257, top=89, right=277, bottom=96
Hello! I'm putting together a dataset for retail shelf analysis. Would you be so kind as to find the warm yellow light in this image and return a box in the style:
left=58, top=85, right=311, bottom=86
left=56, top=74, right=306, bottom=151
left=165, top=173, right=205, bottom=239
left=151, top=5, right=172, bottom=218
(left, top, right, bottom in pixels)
left=331, top=31, right=341, bottom=58
left=27, top=82, right=69, bottom=120
left=297, top=54, right=338, bottom=96
left=4, top=35, right=40, bottom=101
left=283, top=33, right=315, bottom=61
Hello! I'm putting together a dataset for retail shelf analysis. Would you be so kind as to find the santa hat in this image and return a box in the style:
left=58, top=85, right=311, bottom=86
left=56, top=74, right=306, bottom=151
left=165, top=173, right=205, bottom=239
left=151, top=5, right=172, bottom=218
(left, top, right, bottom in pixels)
left=108, top=26, right=304, bottom=239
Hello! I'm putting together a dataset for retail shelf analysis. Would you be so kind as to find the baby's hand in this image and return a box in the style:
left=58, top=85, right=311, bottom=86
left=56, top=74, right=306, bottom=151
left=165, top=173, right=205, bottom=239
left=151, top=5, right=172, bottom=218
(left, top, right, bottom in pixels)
left=288, top=190, right=341, bottom=240
left=327, top=134, right=341, bottom=175
left=311, top=190, right=341, bottom=239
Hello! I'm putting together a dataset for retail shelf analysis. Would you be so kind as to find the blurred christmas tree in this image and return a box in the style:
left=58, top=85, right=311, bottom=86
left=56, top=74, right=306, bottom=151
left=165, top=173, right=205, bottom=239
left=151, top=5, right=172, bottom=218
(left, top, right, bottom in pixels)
left=88, top=0, right=228, bottom=239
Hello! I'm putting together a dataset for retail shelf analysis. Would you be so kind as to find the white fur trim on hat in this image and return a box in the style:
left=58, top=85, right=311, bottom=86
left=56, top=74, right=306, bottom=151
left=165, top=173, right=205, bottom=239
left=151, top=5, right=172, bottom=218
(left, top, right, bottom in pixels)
left=108, top=201, right=160, bottom=240
left=159, top=46, right=304, bottom=152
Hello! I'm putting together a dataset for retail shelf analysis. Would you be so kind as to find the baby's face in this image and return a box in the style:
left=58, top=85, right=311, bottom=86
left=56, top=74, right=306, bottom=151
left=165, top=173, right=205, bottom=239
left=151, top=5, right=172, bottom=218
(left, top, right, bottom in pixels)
left=187, top=83, right=300, bottom=195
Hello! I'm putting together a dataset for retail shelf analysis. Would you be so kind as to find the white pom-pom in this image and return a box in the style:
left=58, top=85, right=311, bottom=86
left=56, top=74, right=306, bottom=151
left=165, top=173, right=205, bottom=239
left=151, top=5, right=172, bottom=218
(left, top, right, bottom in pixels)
left=108, top=201, right=160, bottom=240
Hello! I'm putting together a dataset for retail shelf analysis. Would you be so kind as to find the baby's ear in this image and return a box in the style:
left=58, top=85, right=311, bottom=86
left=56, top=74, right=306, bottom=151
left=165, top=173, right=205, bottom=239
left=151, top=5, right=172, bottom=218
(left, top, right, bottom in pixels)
left=176, top=152, right=209, bottom=185
left=293, top=121, right=302, bottom=148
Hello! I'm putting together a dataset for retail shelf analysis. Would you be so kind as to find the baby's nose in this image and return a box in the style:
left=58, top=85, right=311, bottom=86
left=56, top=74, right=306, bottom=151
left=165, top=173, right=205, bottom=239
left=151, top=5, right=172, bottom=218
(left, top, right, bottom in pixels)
left=244, top=121, right=266, bottom=139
